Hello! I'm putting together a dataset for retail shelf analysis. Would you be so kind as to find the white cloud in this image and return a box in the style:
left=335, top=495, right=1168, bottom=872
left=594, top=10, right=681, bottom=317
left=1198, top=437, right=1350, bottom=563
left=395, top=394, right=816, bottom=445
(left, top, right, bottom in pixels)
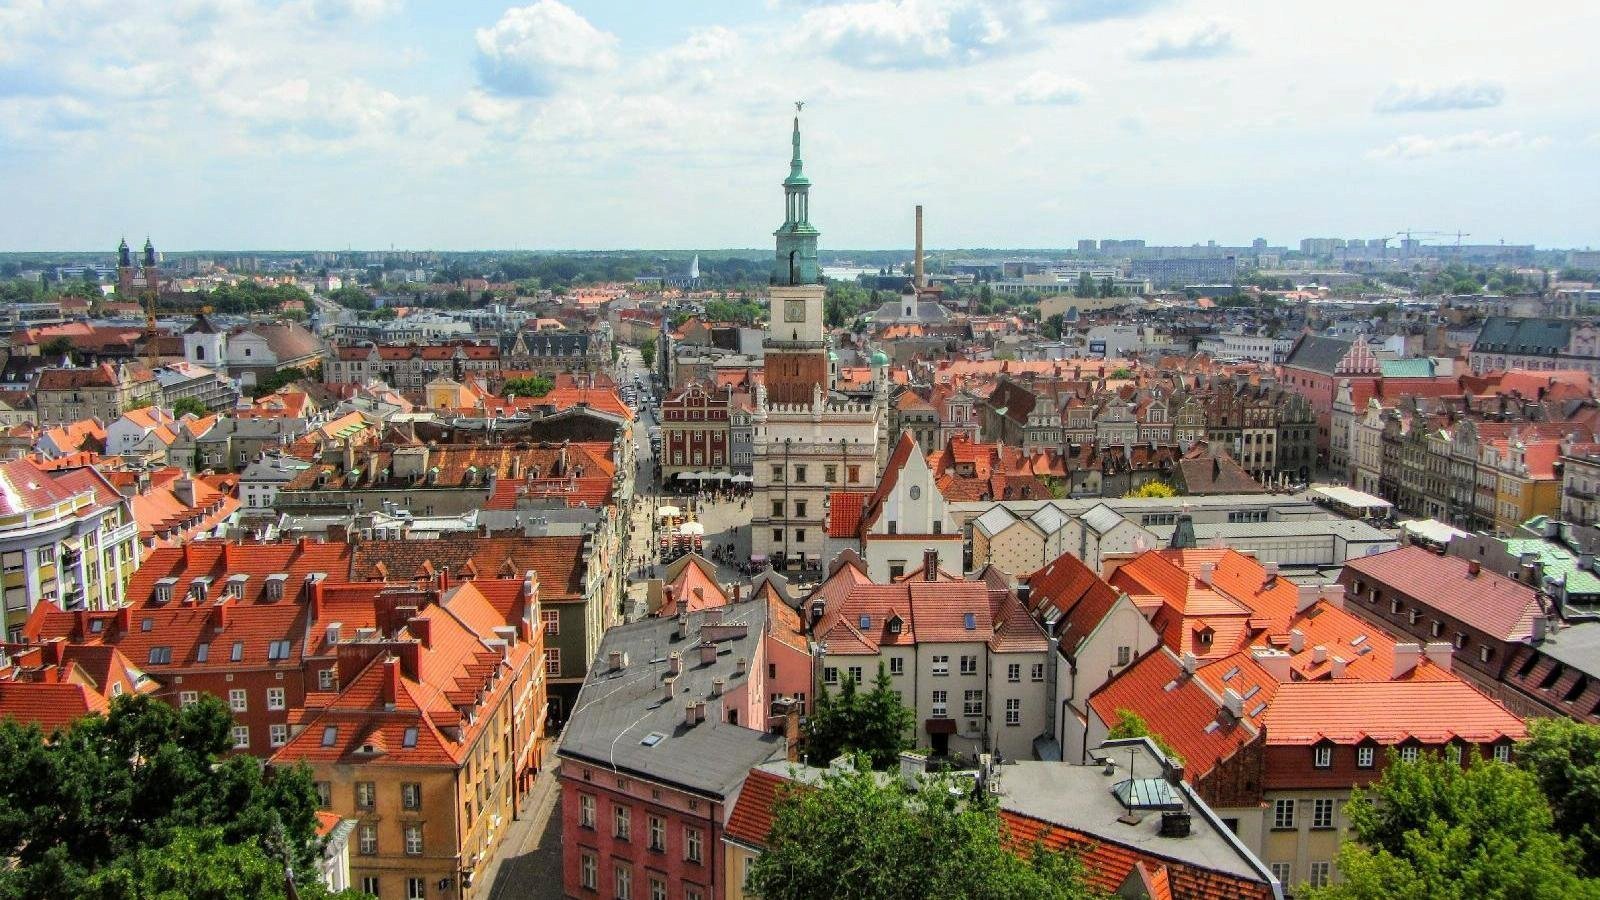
left=794, top=0, right=1165, bottom=70
left=304, top=0, right=403, bottom=21
left=992, top=70, right=1090, bottom=105
left=1133, top=21, right=1235, bottom=60
left=474, top=1, right=619, bottom=96
left=1374, top=79, right=1505, bottom=113
left=636, top=26, right=740, bottom=88
left=1367, top=130, right=1549, bottom=160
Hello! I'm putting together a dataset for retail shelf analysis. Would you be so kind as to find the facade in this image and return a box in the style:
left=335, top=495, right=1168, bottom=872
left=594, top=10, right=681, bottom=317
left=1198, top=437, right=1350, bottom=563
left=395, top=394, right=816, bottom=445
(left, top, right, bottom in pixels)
left=33, top=363, right=161, bottom=427
left=1278, top=335, right=1379, bottom=460
left=660, top=382, right=732, bottom=479
left=804, top=554, right=1049, bottom=760
left=501, top=328, right=609, bottom=376
left=558, top=603, right=787, bottom=900
left=325, top=343, right=502, bottom=390
left=1563, top=449, right=1600, bottom=526
left=0, top=459, right=140, bottom=639
left=849, top=433, right=962, bottom=580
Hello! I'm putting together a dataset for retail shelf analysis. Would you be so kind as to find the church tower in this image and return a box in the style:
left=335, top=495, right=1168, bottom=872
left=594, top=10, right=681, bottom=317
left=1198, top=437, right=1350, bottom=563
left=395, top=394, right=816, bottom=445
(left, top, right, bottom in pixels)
left=116, top=237, right=134, bottom=297
left=141, top=237, right=160, bottom=298
left=763, top=110, right=829, bottom=406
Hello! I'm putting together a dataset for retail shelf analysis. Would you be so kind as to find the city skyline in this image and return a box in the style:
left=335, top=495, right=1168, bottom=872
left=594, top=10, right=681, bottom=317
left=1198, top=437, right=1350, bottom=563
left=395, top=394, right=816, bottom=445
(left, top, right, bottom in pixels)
left=3, top=0, right=1597, bottom=252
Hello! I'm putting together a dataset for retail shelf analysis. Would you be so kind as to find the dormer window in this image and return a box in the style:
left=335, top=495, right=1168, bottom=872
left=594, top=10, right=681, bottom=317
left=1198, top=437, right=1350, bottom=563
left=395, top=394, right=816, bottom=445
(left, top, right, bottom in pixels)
left=226, top=574, right=248, bottom=600
left=264, top=573, right=288, bottom=601
left=153, top=577, right=177, bottom=603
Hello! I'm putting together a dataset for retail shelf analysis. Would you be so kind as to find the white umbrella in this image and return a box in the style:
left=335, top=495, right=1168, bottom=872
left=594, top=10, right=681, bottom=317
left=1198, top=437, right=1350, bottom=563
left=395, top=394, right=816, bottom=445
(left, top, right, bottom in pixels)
left=656, top=506, right=681, bottom=520
left=678, top=522, right=705, bottom=536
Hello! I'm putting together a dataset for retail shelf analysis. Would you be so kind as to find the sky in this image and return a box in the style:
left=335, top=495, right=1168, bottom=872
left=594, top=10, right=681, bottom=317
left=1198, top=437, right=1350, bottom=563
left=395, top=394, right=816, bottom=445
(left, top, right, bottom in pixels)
left=1, top=0, right=1597, bottom=253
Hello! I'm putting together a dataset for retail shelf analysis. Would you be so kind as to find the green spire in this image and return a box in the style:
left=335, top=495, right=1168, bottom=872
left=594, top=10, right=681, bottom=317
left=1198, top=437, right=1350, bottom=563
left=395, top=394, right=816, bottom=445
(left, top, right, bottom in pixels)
left=774, top=105, right=820, bottom=285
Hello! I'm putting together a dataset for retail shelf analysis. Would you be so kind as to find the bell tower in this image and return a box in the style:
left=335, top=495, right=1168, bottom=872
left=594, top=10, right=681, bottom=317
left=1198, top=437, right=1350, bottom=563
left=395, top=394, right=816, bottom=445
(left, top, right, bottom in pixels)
left=763, top=104, right=829, bottom=405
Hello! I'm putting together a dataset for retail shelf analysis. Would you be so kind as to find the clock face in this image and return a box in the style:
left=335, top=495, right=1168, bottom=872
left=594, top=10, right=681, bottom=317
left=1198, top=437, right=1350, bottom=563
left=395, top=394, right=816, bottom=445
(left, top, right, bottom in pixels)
left=785, top=299, right=806, bottom=323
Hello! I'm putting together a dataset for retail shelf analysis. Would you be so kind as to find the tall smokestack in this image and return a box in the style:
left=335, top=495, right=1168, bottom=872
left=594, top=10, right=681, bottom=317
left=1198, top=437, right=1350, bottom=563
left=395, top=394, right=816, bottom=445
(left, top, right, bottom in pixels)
left=914, top=205, right=925, bottom=290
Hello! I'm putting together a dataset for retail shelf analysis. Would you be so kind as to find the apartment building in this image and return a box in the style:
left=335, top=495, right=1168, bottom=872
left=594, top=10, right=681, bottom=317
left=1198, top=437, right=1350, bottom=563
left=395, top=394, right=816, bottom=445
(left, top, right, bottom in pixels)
left=33, top=363, right=161, bottom=427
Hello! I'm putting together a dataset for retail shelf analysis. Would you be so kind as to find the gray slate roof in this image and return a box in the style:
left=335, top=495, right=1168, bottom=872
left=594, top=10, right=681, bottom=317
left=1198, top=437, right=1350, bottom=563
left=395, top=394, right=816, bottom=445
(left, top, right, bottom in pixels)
left=1472, top=316, right=1573, bottom=356
left=559, top=602, right=785, bottom=798
left=1281, top=334, right=1353, bottom=374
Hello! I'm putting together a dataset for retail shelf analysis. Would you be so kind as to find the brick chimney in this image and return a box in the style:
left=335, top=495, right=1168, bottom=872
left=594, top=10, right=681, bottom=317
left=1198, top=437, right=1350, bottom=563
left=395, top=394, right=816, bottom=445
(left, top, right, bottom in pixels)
left=668, top=651, right=682, bottom=676
left=173, top=475, right=195, bottom=509
left=1296, top=583, right=1320, bottom=614
left=382, top=655, right=401, bottom=706
left=1289, top=629, right=1305, bottom=653
left=699, top=641, right=717, bottom=666
left=408, top=616, right=432, bottom=649
left=1424, top=641, right=1453, bottom=672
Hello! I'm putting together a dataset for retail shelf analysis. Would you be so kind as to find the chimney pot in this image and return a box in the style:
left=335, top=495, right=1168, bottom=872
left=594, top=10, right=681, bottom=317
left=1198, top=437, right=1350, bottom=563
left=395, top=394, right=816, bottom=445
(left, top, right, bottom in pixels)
left=608, top=649, right=624, bottom=671
left=1424, top=641, right=1454, bottom=672
left=668, top=651, right=682, bottom=676
left=694, top=700, right=706, bottom=724
left=699, top=641, right=717, bottom=665
left=712, top=678, right=724, bottom=697
left=663, top=674, right=677, bottom=702
left=1468, top=560, right=1481, bottom=577
left=1289, top=629, right=1305, bottom=653
left=1393, top=642, right=1423, bottom=678
left=1198, top=562, right=1216, bottom=585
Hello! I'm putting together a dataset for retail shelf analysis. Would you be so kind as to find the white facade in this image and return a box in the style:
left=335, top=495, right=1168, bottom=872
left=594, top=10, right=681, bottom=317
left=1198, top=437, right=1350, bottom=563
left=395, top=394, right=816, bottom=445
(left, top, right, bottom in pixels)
left=1056, top=593, right=1161, bottom=763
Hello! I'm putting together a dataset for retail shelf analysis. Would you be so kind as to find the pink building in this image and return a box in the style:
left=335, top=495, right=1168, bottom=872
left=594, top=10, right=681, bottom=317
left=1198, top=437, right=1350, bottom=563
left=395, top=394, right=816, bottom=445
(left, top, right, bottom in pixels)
left=558, top=601, right=793, bottom=900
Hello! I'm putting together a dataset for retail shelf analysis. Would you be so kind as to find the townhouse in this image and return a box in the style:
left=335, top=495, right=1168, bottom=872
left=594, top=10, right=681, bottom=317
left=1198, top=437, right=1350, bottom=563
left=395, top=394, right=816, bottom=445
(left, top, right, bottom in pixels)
left=325, top=343, right=503, bottom=391
left=803, top=551, right=1049, bottom=761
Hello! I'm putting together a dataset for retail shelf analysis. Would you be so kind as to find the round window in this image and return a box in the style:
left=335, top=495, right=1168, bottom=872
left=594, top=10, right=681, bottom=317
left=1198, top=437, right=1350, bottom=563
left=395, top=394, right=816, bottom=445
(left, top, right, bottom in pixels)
left=909, top=485, right=921, bottom=500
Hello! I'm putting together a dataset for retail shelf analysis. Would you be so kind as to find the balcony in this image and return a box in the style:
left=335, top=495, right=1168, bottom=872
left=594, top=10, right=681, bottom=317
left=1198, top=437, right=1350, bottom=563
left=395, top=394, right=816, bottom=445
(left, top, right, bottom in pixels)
left=1568, top=486, right=1599, bottom=501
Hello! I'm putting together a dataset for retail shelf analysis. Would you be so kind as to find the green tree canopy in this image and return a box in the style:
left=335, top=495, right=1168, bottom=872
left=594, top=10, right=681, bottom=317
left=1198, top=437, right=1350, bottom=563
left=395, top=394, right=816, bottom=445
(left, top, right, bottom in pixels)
left=502, top=375, right=553, bottom=398
left=804, top=663, right=915, bottom=770
left=1517, top=717, right=1600, bottom=876
left=639, top=338, right=657, bottom=370
left=0, top=694, right=367, bottom=900
left=748, top=762, right=1100, bottom=900
left=1105, top=709, right=1182, bottom=764
left=1074, top=272, right=1095, bottom=298
left=1307, top=751, right=1600, bottom=900
left=171, top=396, right=209, bottom=419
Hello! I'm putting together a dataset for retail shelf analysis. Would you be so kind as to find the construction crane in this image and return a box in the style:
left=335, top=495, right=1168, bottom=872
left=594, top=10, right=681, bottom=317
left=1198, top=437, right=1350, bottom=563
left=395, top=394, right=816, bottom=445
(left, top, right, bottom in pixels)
left=1396, top=229, right=1470, bottom=261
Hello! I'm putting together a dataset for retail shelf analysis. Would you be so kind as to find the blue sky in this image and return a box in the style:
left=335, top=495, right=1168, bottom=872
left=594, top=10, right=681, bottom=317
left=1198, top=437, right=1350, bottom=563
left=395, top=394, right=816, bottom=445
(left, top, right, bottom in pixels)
left=1, top=0, right=1596, bottom=252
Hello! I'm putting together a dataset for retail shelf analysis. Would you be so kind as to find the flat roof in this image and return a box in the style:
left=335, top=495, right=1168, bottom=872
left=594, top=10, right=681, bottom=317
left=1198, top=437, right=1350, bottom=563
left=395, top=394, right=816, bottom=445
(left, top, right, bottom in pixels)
left=1147, top=519, right=1396, bottom=542
left=1309, top=485, right=1392, bottom=510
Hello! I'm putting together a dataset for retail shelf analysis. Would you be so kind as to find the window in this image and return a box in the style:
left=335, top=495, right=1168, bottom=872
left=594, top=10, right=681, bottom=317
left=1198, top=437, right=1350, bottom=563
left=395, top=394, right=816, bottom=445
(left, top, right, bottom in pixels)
left=405, top=877, right=426, bottom=900
left=1116, top=645, right=1132, bottom=667
left=179, top=690, right=198, bottom=706
left=231, top=726, right=249, bottom=749
left=147, top=646, right=171, bottom=665
left=1314, top=745, right=1333, bottom=768
left=579, top=794, right=595, bottom=829
left=314, top=781, right=331, bottom=808
left=795, top=500, right=807, bottom=518
left=889, top=657, right=904, bottom=676
left=267, top=687, right=286, bottom=710
left=1309, top=861, right=1332, bottom=888
left=932, top=655, right=949, bottom=676
left=356, top=782, right=376, bottom=809
left=403, top=727, right=417, bottom=748
left=650, top=877, right=667, bottom=900
left=1272, top=798, right=1295, bottom=829
left=580, top=852, right=598, bottom=889
left=794, top=466, right=807, bottom=483
left=772, top=500, right=784, bottom=518
left=230, top=641, right=244, bottom=662
left=401, top=822, right=423, bottom=856
left=1007, top=663, right=1021, bottom=683
left=267, top=639, right=291, bottom=660
left=960, top=655, right=977, bottom=676
left=847, top=665, right=863, bottom=684
left=614, top=865, right=632, bottom=900
left=1269, top=862, right=1292, bottom=884
left=319, top=668, right=336, bottom=690
left=685, top=826, right=703, bottom=863
left=932, top=690, right=948, bottom=717
left=771, top=465, right=783, bottom=482
left=772, top=528, right=783, bottom=543
left=1313, top=798, right=1336, bottom=829
left=964, top=690, right=984, bottom=716
left=321, top=725, right=339, bottom=747
left=229, top=689, right=247, bottom=712
left=402, top=782, right=421, bottom=810
left=1357, top=745, right=1375, bottom=768
left=823, top=666, right=839, bottom=685
left=1400, top=745, right=1419, bottom=762
left=269, top=724, right=288, bottom=747
left=1031, top=663, right=1045, bottom=682
left=1005, top=698, right=1021, bottom=726
left=795, top=529, right=806, bottom=543
left=196, top=643, right=209, bottom=662
left=614, top=804, right=631, bottom=840
left=358, top=824, right=377, bottom=855
left=545, top=647, right=561, bottom=676
left=360, top=876, right=380, bottom=895
left=824, top=465, right=837, bottom=482
left=540, top=609, right=560, bottom=635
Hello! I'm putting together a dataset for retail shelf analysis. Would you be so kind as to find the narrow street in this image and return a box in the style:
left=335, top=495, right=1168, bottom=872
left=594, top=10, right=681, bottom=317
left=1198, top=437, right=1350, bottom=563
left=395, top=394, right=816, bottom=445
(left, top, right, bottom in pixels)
left=481, top=755, right=564, bottom=899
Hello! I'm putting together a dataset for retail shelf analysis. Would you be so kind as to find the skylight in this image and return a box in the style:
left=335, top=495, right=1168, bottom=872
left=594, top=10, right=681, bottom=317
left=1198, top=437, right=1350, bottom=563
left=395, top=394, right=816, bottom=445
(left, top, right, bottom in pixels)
left=640, top=732, right=666, bottom=747
left=859, top=615, right=872, bottom=630
left=321, top=726, right=337, bottom=747
left=964, top=613, right=977, bottom=630
left=402, top=727, right=418, bottom=748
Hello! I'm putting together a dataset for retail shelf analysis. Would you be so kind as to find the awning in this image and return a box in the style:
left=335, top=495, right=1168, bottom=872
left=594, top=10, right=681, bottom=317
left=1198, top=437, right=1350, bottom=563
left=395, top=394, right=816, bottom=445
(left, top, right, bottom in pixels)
left=730, top=474, right=753, bottom=483
left=749, top=554, right=768, bottom=563
left=925, top=718, right=958, bottom=735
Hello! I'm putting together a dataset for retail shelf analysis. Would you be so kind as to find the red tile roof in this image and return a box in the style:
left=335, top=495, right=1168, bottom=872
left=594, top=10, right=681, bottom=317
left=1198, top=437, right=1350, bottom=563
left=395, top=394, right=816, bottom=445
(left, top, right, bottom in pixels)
left=826, top=491, right=870, bottom=538
left=724, top=767, right=797, bottom=848
left=1088, top=647, right=1257, bottom=783
left=1262, top=680, right=1525, bottom=746
left=1342, top=547, right=1541, bottom=642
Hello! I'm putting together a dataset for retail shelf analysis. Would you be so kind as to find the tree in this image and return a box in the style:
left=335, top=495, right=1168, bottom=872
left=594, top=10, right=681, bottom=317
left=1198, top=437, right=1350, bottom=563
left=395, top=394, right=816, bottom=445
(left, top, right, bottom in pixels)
left=1041, top=313, right=1065, bottom=341
left=1307, top=752, right=1600, bottom=900
left=804, top=663, right=914, bottom=769
left=1105, top=709, right=1182, bottom=765
left=502, top=375, right=553, bottom=398
left=1517, top=718, right=1600, bottom=876
left=639, top=338, right=657, bottom=370
left=0, top=694, right=367, bottom=900
left=41, top=336, right=76, bottom=361
left=1123, top=481, right=1176, bottom=499
left=1074, top=272, right=1095, bottom=298
left=172, top=397, right=209, bottom=419
left=1098, top=276, right=1116, bottom=298
left=747, top=763, right=1100, bottom=900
